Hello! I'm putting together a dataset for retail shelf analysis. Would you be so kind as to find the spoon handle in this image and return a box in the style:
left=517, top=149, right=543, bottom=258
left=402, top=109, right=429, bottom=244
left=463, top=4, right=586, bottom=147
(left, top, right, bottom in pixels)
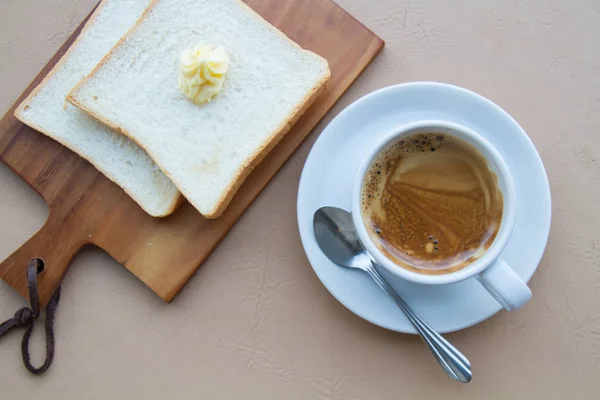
left=365, top=261, right=472, bottom=383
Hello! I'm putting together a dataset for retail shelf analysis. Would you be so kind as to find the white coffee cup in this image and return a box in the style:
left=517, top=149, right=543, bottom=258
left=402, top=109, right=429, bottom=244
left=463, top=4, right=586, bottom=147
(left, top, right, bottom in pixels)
left=351, top=120, right=531, bottom=311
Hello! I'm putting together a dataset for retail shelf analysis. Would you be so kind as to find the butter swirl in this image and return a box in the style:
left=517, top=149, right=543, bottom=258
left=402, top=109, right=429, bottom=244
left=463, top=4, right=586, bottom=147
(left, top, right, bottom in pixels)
left=177, top=45, right=229, bottom=104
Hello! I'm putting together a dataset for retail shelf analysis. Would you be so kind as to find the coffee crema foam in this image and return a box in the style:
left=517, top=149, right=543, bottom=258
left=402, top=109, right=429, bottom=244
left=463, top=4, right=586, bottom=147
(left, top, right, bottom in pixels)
left=360, top=132, right=503, bottom=275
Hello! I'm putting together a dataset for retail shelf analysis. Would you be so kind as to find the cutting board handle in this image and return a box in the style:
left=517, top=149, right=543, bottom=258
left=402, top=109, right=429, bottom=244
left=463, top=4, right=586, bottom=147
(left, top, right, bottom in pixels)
left=0, top=216, right=84, bottom=309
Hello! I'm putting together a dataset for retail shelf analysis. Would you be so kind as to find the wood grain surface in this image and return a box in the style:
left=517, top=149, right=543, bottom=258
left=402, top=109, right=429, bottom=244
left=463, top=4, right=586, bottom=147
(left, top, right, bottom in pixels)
left=0, top=0, right=383, bottom=308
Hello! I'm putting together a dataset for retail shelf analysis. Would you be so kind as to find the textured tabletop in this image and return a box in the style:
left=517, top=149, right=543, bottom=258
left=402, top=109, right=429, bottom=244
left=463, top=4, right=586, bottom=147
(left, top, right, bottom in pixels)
left=1, top=0, right=599, bottom=398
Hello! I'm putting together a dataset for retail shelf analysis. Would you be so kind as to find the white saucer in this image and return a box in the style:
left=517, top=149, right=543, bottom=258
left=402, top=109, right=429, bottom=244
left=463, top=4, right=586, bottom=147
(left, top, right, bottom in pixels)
left=297, top=82, right=551, bottom=334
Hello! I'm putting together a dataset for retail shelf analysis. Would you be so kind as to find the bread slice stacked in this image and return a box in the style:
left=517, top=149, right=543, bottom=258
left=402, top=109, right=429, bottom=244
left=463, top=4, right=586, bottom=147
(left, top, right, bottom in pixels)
left=17, top=0, right=330, bottom=219
left=15, top=0, right=182, bottom=217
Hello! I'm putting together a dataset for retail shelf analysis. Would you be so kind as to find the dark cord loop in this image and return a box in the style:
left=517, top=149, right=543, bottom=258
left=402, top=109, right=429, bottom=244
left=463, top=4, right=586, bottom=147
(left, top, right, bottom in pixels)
left=0, top=258, right=61, bottom=374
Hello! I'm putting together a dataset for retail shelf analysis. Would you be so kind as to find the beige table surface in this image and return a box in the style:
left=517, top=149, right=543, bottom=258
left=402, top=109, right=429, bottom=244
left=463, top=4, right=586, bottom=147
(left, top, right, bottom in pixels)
left=1, top=0, right=599, bottom=398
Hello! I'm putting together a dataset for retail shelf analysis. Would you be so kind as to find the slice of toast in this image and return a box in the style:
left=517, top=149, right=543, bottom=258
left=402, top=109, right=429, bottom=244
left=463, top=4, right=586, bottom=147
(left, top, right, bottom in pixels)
left=68, top=0, right=330, bottom=218
left=15, top=0, right=182, bottom=217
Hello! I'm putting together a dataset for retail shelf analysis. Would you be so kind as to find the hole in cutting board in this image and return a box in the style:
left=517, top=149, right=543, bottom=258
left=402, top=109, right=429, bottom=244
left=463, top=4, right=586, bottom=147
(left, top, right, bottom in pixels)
left=35, top=258, right=45, bottom=274
left=0, top=163, right=49, bottom=262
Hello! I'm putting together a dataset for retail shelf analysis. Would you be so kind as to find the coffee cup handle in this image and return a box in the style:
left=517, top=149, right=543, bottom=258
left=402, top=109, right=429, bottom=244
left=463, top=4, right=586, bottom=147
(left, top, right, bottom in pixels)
left=476, top=258, right=532, bottom=311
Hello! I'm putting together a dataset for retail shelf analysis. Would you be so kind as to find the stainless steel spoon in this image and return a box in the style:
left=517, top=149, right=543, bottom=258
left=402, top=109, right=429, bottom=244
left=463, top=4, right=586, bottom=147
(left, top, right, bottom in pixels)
left=313, top=206, right=472, bottom=383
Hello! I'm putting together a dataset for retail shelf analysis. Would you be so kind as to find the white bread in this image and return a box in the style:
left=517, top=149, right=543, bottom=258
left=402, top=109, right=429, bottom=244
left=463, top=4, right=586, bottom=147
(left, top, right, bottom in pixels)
left=68, top=0, right=330, bottom=218
left=15, top=0, right=182, bottom=217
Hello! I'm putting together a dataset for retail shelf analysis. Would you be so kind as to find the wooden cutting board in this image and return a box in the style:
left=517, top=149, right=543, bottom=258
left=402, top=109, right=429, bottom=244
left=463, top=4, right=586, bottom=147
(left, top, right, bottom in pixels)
left=0, top=0, right=383, bottom=308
